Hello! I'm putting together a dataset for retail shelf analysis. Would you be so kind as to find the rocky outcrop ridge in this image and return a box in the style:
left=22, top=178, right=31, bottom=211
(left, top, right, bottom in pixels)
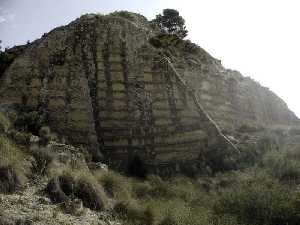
left=0, top=11, right=298, bottom=174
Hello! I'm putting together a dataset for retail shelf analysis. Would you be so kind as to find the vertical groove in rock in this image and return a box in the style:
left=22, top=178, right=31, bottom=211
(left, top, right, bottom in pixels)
left=79, top=22, right=104, bottom=159
left=120, top=39, right=132, bottom=148
left=64, top=62, right=72, bottom=130
left=92, top=23, right=106, bottom=156
left=64, top=35, right=75, bottom=132
left=163, top=61, right=179, bottom=125
left=37, top=61, right=50, bottom=122
left=102, top=28, right=113, bottom=110
left=90, top=22, right=105, bottom=158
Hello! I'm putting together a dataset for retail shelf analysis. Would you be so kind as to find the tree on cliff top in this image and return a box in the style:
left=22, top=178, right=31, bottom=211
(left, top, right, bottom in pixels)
left=152, top=9, right=188, bottom=39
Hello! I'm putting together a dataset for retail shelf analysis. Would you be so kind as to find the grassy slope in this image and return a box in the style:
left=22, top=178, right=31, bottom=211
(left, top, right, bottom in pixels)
left=1, top=110, right=300, bottom=225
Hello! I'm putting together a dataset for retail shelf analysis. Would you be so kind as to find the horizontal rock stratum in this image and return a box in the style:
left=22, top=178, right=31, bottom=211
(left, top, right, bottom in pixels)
left=0, top=12, right=298, bottom=175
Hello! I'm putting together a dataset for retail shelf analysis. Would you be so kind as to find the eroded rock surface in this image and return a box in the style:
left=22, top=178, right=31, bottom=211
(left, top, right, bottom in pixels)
left=0, top=12, right=298, bottom=174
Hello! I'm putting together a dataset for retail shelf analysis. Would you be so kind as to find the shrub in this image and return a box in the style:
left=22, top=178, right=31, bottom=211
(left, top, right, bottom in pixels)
left=213, top=177, right=300, bottom=225
left=149, top=36, right=163, bottom=48
left=167, top=176, right=200, bottom=202
left=110, top=11, right=136, bottom=21
left=45, top=172, right=108, bottom=211
left=144, top=175, right=202, bottom=202
left=114, top=199, right=157, bottom=225
left=0, top=215, right=33, bottom=225
left=0, top=135, right=28, bottom=190
left=237, top=124, right=264, bottom=133
left=183, top=39, right=199, bottom=54
left=0, top=112, right=10, bottom=133
left=159, top=213, right=177, bottom=225
left=75, top=176, right=108, bottom=211
left=12, top=131, right=31, bottom=145
left=147, top=175, right=170, bottom=198
left=0, top=165, right=22, bottom=194
left=30, top=147, right=55, bottom=175
left=39, top=126, right=52, bottom=146
left=45, top=174, right=75, bottom=203
left=289, top=127, right=300, bottom=136
left=132, top=180, right=152, bottom=199
left=152, top=199, right=210, bottom=225
left=261, top=150, right=300, bottom=182
left=96, top=170, right=132, bottom=201
left=14, top=110, right=45, bottom=135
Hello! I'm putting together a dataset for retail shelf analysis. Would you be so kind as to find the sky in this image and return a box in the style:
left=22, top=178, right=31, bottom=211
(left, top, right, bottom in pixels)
left=0, top=0, right=299, bottom=118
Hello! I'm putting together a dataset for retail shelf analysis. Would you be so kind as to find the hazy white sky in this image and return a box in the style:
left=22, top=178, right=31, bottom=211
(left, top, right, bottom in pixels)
left=0, top=0, right=299, bottom=118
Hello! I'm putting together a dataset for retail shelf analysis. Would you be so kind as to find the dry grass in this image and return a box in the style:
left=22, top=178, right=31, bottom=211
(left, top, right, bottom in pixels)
left=46, top=169, right=109, bottom=211
left=0, top=112, right=11, bottom=133
left=0, top=135, right=30, bottom=191
left=94, top=170, right=132, bottom=201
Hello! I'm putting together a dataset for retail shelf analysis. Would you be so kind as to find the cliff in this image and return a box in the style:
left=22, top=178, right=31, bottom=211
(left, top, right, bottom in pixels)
left=0, top=11, right=298, bottom=175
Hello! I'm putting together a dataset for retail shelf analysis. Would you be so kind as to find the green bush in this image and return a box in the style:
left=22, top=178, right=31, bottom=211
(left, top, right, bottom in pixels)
left=46, top=171, right=108, bottom=211
left=118, top=201, right=157, bottom=225
left=0, top=112, right=10, bottom=133
left=132, top=180, right=152, bottom=199
left=261, top=150, right=300, bottom=182
left=0, top=135, right=29, bottom=192
left=14, top=110, right=45, bottom=135
left=111, top=11, right=136, bottom=21
left=39, top=126, right=53, bottom=145
left=95, top=170, right=132, bottom=201
left=0, top=165, right=22, bottom=194
left=30, top=147, right=55, bottom=175
left=213, top=177, right=300, bottom=225
left=12, top=131, right=31, bottom=145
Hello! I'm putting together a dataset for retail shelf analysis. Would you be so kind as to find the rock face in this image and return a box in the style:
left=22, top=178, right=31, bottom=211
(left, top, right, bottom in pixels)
left=0, top=12, right=298, bottom=174
left=168, top=40, right=299, bottom=131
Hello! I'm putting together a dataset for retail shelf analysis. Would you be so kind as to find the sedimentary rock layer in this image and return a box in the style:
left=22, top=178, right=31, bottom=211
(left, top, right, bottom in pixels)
left=0, top=14, right=236, bottom=175
left=0, top=12, right=298, bottom=174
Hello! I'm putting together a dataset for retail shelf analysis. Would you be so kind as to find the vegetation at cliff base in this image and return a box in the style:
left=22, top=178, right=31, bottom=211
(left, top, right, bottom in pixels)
left=1, top=108, right=300, bottom=225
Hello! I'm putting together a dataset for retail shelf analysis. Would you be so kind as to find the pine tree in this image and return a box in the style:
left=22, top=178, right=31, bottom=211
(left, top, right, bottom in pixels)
left=152, top=9, right=188, bottom=39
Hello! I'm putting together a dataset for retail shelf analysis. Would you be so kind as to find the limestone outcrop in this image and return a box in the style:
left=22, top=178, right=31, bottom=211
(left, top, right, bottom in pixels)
left=0, top=12, right=298, bottom=175
left=165, top=37, right=299, bottom=131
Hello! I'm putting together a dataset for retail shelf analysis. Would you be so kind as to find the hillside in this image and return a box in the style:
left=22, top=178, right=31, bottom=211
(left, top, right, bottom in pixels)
left=0, top=12, right=299, bottom=176
left=1, top=11, right=300, bottom=225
